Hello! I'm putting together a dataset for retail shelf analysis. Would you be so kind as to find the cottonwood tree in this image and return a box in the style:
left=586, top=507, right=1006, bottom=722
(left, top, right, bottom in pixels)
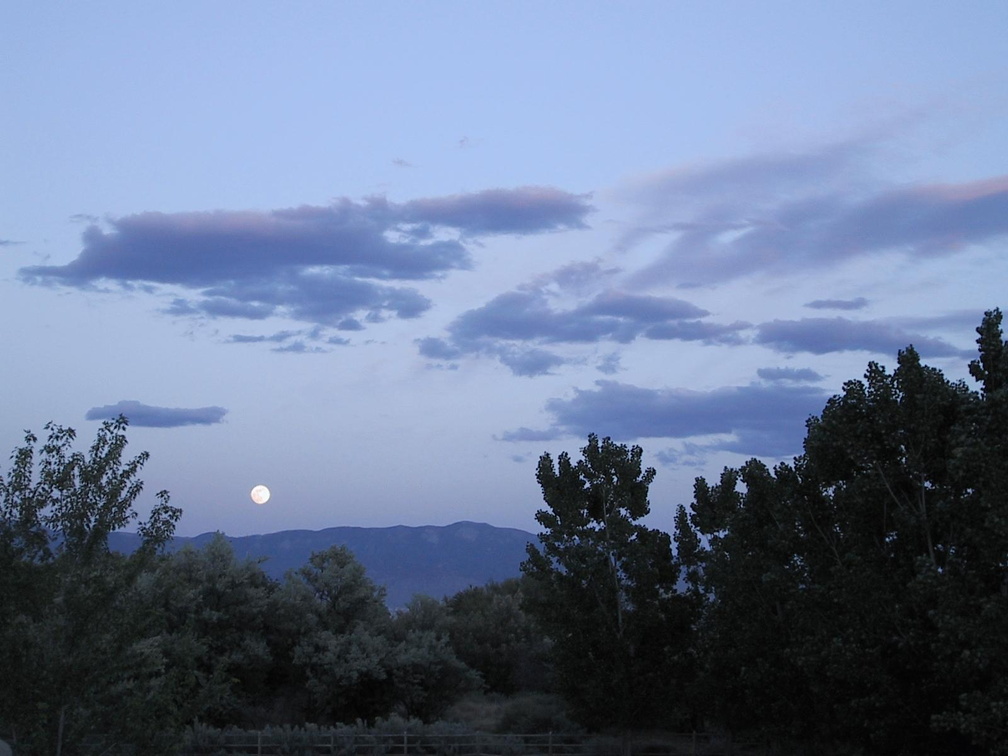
left=521, top=434, right=696, bottom=731
left=0, top=417, right=180, bottom=755
left=677, top=311, right=1008, bottom=755
left=288, top=545, right=397, bottom=723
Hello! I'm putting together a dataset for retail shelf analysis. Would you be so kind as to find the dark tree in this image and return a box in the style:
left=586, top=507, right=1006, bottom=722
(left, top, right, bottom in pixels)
left=0, top=417, right=181, bottom=755
left=677, top=311, right=1008, bottom=755
left=521, top=434, right=697, bottom=732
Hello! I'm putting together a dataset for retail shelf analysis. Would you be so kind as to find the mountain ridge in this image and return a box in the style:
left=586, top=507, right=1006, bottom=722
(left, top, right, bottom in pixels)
left=110, top=520, right=537, bottom=608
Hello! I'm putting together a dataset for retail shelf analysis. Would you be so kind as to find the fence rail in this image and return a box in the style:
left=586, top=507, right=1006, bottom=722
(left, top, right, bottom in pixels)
left=179, top=731, right=750, bottom=756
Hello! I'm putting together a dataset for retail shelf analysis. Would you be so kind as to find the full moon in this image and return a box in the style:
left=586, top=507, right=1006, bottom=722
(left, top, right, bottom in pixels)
left=250, top=484, right=271, bottom=505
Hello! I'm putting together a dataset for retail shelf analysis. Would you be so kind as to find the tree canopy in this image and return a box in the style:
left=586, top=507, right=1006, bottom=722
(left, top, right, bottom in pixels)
left=521, top=434, right=697, bottom=731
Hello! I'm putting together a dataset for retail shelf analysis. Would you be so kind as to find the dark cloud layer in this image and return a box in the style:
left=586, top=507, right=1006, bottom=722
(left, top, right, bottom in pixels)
left=805, top=297, right=869, bottom=311
left=504, top=380, right=828, bottom=458
left=757, top=366, right=824, bottom=383
left=21, top=188, right=593, bottom=334
left=755, top=317, right=969, bottom=358
left=86, top=400, right=227, bottom=428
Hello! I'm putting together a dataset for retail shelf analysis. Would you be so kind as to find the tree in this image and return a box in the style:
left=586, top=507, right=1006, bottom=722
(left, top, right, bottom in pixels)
left=288, top=545, right=396, bottom=724
left=677, top=312, right=1008, bottom=754
left=0, top=416, right=181, bottom=755
left=388, top=596, right=481, bottom=721
left=139, top=534, right=278, bottom=728
left=444, top=579, right=552, bottom=695
left=521, top=434, right=696, bottom=731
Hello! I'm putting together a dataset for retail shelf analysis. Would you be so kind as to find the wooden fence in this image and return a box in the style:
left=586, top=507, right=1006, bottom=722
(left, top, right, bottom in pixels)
left=178, top=730, right=752, bottom=756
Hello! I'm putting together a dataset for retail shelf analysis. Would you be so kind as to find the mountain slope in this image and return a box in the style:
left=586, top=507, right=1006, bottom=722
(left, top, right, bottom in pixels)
left=111, top=521, right=536, bottom=608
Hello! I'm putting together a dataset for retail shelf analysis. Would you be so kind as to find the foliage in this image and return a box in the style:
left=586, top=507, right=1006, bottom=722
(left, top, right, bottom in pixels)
left=521, top=434, right=697, bottom=731
left=443, top=579, right=552, bottom=695
left=0, top=416, right=181, bottom=755
left=676, top=309, right=1008, bottom=754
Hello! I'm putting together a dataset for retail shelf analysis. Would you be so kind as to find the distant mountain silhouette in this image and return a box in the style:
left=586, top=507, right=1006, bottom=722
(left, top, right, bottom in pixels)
left=110, top=521, right=536, bottom=608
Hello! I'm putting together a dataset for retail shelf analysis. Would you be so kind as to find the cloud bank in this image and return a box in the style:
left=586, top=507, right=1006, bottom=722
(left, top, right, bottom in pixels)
left=86, top=400, right=227, bottom=428
left=21, top=188, right=593, bottom=334
left=504, top=380, right=829, bottom=458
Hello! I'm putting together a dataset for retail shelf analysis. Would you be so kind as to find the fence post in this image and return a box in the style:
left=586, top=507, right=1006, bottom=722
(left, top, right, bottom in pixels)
left=257, top=729, right=262, bottom=756
left=404, top=730, right=408, bottom=756
left=548, top=731, right=553, bottom=756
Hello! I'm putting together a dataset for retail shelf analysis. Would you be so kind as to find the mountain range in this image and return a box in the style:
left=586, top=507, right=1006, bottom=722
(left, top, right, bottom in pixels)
left=110, top=521, right=537, bottom=608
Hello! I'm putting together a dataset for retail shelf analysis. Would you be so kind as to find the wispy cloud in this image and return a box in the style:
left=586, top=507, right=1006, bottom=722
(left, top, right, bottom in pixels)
left=21, top=188, right=593, bottom=335
left=85, top=400, right=227, bottom=428
left=619, top=141, right=1008, bottom=288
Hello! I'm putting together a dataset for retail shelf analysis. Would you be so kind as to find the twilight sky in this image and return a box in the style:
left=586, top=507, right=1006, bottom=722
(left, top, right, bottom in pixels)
left=2, top=2, right=1006, bottom=537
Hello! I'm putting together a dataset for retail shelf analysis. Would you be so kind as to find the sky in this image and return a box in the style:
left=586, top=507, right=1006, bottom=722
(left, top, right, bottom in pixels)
left=2, top=2, right=1007, bottom=537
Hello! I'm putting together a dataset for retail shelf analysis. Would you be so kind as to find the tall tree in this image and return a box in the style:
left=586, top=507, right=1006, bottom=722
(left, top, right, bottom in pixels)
left=0, top=417, right=181, bottom=755
left=288, top=545, right=397, bottom=724
left=677, top=312, right=1008, bottom=754
left=521, top=434, right=696, bottom=731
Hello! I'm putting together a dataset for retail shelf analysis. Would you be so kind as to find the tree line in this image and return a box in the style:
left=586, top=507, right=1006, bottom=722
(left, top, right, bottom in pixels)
left=0, top=421, right=552, bottom=754
left=522, top=309, right=1008, bottom=755
left=2, top=309, right=1007, bottom=755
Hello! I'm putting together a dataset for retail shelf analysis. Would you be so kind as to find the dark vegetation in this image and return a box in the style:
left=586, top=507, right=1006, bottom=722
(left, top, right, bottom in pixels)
left=107, top=522, right=534, bottom=610
left=1, top=309, right=1007, bottom=755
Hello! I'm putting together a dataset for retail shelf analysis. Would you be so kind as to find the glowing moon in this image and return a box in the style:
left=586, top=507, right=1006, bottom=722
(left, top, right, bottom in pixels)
left=250, top=484, right=271, bottom=505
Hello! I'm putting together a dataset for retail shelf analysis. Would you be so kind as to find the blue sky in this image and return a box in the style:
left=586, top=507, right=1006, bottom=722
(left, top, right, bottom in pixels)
left=3, top=2, right=1006, bottom=537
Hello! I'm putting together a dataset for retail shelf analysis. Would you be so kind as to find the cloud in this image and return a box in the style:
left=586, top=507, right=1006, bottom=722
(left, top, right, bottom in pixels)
left=228, top=329, right=299, bottom=345
left=757, top=367, right=825, bottom=383
left=450, top=289, right=709, bottom=344
left=620, top=141, right=1008, bottom=287
left=498, top=427, right=564, bottom=443
left=805, top=297, right=869, bottom=311
left=596, top=353, right=622, bottom=375
left=272, top=341, right=326, bottom=354
left=498, top=347, right=567, bottom=377
left=754, top=317, right=969, bottom=358
left=508, top=380, right=828, bottom=458
left=20, top=187, right=593, bottom=333
left=420, top=282, right=738, bottom=375
left=416, top=337, right=463, bottom=361
left=86, top=400, right=227, bottom=428
left=399, top=187, right=593, bottom=235
left=654, top=442, right=710, bottom=468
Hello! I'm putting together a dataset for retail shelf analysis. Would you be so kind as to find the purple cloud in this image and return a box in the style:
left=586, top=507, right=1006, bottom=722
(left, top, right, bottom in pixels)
left=400, top=187, right=593, bottom=234
left=620, top=140, right=1008, bottom=287
left=757, top=366, right=825, bottom=383
left=754, top=317, right=969, bottom=358
left=505, top=380, right=829, bottom=458
left=20, top=187, right=593, bottom=335
left=805, top=297, right=869, bottom=311
left=86, top=400, right=227, bottom=428
left=419, top=285, right=729, bottom=375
